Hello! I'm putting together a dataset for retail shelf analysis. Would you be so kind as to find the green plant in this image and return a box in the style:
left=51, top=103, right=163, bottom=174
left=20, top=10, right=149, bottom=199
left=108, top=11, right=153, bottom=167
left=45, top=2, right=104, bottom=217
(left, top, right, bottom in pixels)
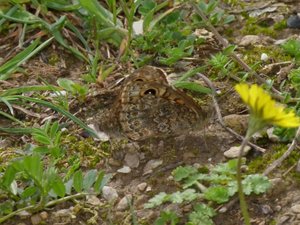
left=0, top=153, right=110, bottom=223
left=32, top=120, right=63, bottom=157
left=281, top=39, right=300, bottom=60
left=57, top=78, right=88, bottom=102
left=145, top=160, right=271, bottom=224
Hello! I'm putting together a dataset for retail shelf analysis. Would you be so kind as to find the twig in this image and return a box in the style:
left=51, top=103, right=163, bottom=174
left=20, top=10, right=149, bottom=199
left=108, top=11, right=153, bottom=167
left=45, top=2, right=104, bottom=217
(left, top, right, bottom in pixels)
left=263, top=127, right=300, bottom=175
left=196, top=73, right=266, bottom=153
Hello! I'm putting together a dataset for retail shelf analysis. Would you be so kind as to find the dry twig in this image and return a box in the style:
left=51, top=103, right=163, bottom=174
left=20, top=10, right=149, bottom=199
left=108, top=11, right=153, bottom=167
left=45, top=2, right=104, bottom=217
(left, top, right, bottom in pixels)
left=197, top=73, right=266, bottom=153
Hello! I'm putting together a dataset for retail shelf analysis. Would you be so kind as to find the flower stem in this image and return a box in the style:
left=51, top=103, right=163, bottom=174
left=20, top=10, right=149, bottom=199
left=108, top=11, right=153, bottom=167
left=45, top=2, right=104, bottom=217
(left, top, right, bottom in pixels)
left=237, top=134, right=251, bottom=225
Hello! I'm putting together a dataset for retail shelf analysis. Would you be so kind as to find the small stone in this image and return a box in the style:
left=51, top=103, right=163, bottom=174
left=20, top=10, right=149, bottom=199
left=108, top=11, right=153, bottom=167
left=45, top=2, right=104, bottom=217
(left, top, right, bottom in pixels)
left=252, top=131, right=264, bottom=142
left=117, top=166, right=131, bottom=174
left=291, top=204, right=300, bottom=213
left=108, top=158, right=122, bottom=167
left=274, top=205, right=281, bottom=212
left=117, top=194, right=132, bottom=211
left=239, top=35, right=274, bottom=47
left=137, top=182, right=147, bottom=192
left=143, top=159, right=163, bottom=175
left=146, top=186, right=152, bottom=192
left=261, top=53, right=269, bottom=61
left=102, top=186, right=119, bottom=202
left=53, top=208, right=71, bottom=217
left=266, top=127, right=280, bottom=142
left=224, top=145, right=251, bottom=158
left=261, top=204, right=273, bottom=214
left=17, top=210, right=31, bottom=219
left=31, top=214, right=42, bottom=225
left=39, top=211, right=48, bottom=220
left=287, top=12, right=300, bottom=29
left=86, top=195, right=101, bottom=206
left=124, top=152, right=140, bottom=168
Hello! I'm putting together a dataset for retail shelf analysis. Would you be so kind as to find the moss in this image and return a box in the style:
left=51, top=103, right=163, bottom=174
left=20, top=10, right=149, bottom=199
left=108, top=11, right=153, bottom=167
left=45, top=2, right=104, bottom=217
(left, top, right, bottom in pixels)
left=248, top=144, right=300, bottom=179
left=274, top=20, right=287, bottom=31
left=48, top=53, right=60, bottom=66
left=241, top=17, right=277, bottom=38
left=241, top=45, right=292, bottom=69
left=61, top=134, right=111, bottom=167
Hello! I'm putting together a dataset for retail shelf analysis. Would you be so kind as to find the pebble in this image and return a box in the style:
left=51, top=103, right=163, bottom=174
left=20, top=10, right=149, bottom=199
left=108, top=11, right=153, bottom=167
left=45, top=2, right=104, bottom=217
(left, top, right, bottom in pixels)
left=261, top=53, right=269, bottom=61
left=39, top=211, right=48, bottom=220
left=17, top=210, right=31, bottom=219
left=137, top=182, right=147, bottom=192
left=124, top=152, right=140, bottom=168
left=117, top=166, right=131, bottom=174
left=261, top=204, right=273, bottom=214
left=143, top=159, right=163, bottom=175
left=287, top=12, right=300, bottom=29
left=239, top=35, right=274, bottom=47
left=31, top=214, right=42, bottom=225
left=266, top=127, right=280, bottom=142
left=102, top=186, right=119, bottom=202
left=117, top=194, right=133, bottom=211
left=291, top=204, right=300, bottom=213
left=224, top=145, right=251, bottom=158
left=86, top=195, right=101, bottom=206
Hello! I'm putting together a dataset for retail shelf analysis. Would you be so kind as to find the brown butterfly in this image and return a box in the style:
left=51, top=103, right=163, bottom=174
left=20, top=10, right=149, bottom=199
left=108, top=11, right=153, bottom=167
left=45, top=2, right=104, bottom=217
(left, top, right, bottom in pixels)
left=117, top=66, right=206, bottom=141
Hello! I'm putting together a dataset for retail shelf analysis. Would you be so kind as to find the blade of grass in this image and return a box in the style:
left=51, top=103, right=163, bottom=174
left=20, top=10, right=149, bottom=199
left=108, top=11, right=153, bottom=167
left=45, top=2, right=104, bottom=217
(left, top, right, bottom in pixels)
left=0, top=127, right=36, bottom=134
left=0, top=111, right=25, bottom=126
left=0, top=5, right=18, bottom=32
left=9, top=95, right=98, bottom=138
left=0, top=85, right=61, bottom=97
left=0, top=37, right=53, bottom=80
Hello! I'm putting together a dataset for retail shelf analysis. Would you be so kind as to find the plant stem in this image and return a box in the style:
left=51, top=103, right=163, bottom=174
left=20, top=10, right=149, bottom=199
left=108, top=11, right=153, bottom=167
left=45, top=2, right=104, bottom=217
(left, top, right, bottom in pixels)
left=237, top=134, right=251, bottom=225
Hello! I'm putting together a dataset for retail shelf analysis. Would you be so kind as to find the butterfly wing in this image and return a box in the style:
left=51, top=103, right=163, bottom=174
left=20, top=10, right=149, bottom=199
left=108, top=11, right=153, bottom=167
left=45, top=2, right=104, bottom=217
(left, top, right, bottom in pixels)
left=119, top=80, right=205, bottom=141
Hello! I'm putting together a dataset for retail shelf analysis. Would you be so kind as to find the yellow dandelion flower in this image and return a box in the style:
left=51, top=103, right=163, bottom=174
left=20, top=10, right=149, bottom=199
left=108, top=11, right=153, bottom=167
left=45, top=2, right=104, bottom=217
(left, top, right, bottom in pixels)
left=235, top=83, right=300, bottom=130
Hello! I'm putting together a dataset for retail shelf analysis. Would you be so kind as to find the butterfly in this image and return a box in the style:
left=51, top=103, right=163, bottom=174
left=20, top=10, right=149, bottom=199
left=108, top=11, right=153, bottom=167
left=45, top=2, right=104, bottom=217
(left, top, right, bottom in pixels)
left=118, top=66, right=206, bottom=141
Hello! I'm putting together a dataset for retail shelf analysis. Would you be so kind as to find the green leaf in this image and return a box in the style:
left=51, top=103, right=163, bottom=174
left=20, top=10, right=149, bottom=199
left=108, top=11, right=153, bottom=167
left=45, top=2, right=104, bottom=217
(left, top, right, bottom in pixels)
left=73, top=170, right=83, bottom=193
left=93, top=170, right=104, bottom=193
left=20, top=186, right=38, bottom=199
left=188, top=203, right=216, bottom=225
left=223, top=45, right=237, bottom=55
left=179, top=189, right=200, bottom=202
left=49, top=122, right=59, bottom=139
left=154, top=211, right=179, bottom=225
left=23, top=154, right=43, bottom=183
left=242, top=174, right=271, bottom=195
left=52, top=176, right=66, bottom=197
left=204, top=186, right=230, bottom=204
left=83, top=169, right=97, bottom=191
left=33, top=134, right=51, bottom=145
left=144, top=192, right=168, bottom=208
left=172, top=166, right=198, bottom=182
left=57, top=78, right=75, bottom=92
left=174, top=81, right=212, bottom=94
left=1, top=166, right=17, bottom=189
